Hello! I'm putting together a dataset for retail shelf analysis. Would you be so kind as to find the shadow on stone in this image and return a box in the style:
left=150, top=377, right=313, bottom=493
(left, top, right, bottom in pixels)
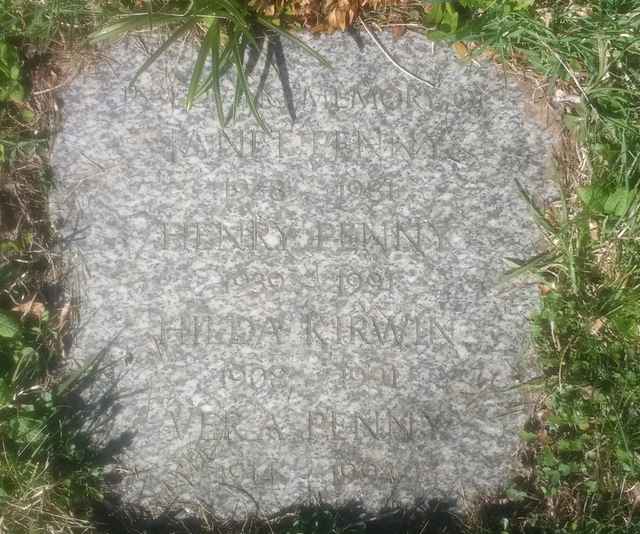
left=60, top=356, right=464, bottom=533
left=51, top=345, right=545, bottom=534
left=60, top=341, right=138, bottom=463
left=254, top=33, right=296, bottom=124
left=347, top=26, right=365, bottom=51
left=269, top=35, right=296, bottom=124
left=60, top=351, right=543, bottom=534
left=61, top=348, right=467, bottom=534
left=93, top=496, right=465, bottom=534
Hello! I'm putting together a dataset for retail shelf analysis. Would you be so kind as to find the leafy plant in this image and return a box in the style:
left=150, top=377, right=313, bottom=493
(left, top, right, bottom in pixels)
left=0, top=298, right=103, bottom=533
left=578, top=184, right=638, bottom=217
left=92, top=0, right=330, bottom=130
left=0, top=40, right=24, bottom=103
left=423, top=0, right=534, bottom=39
left=0, top=0, right=90, bottom=44
left=0, top=309, right=19, bottom=338
left=423, top=2, right=461, bottom=38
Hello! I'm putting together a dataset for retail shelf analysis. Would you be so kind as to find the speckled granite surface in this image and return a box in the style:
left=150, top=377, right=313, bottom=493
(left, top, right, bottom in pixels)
left=50, top=30, right=554, bottom=517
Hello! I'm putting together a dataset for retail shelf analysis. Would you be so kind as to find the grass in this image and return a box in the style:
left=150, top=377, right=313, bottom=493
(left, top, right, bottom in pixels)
left=0, top=203, right=104, bottom=533
left=92, top=0, right=331, bottom=130
left=438, top=2, right=640, bottom=531
left=1, top=3, right=104, bottom=532
left=1, top=0, right=640, bottom=532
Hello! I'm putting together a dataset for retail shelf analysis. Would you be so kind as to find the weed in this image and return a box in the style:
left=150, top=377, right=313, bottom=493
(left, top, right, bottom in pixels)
left=0, top=262, right=102, bottom=533
left=1, top=4, right=103, bottom=532
left=92, top=0, right=330, bottom=129
left=0, top=41, right=24, bottom=105
left=0, top=0, right=91, bottom=45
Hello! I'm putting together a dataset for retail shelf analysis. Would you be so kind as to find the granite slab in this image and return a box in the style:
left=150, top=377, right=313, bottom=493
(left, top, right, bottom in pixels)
left=51, top=29, right=553, bottom=517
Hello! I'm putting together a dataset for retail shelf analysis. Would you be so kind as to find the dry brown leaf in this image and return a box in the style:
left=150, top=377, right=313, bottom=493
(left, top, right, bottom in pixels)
left=327, top=8, right=347, bottom=30
left=538, top=284, right=553, bottom=296
left=30, top=302, right=46, bottom=320
left=293, top=0, right=323, bottom=27
left=12, top=300, right=33, bottom=319
left=625, top=483, right=640, bottom=510
left=58, top=302, right=71, bottom=330
left=536, top=428, right=549, bottom=444
left=12, top=295, right=46, bottom=320
left=590, top=317, right=606, bottom=336
left=325, top=0, right=358, bottom=31
left=453, top=41, right=471, bottom=61
left=391, top=25, right=407, bottom=39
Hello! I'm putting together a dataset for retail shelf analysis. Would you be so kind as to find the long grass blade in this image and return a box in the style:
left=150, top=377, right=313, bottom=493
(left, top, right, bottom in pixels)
left=187, top=18, right=218, bottom=110
left=501, top=251, right=560, bottom=281
left=129, top=19, right=197, bottom=88
left=515, top=179, right=556, bottom=235
left=210, top=18, right=226, bottom=126
left=226, top=32, right=245, bottom=125
left=90, top=14, right=184, bottom=42
left=195, top=39, right=233, bottom=98
left=217, top=0, right=251, bottom=32
left=232, top=35, right=268, bottom=132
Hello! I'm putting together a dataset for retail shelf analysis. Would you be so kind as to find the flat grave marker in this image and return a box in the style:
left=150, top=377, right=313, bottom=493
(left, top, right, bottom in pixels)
left=52, top=31, right=553, bottom=515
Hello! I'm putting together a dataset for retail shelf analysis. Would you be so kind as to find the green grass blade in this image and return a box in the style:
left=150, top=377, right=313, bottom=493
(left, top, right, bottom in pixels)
left=501, top=252, right=560, bottom=281
left=229, top=42, right=244, bottom=124
left=129, top=19, right=197, bottom=88
left=187, top=18, right=219, bottom=110
left=219, top=2, right=258, bottom=51
left=210, top=18, right=226, bottom=127
left=515, top=179, right=556, bottom=235
left=54, top=350, right=104, bottom=397
left=229, top=34, right=246, bottom=124
left=195, top=39, right=234, bottom=98
left=257, top=16, right=332, bottom=69
left=90, top=14, right=185, bottom=42
left=217, top=0, right=251, bottom=32
left=230, top=81, right=242, bottom=125
left=232, top=34, right=268, bottom=132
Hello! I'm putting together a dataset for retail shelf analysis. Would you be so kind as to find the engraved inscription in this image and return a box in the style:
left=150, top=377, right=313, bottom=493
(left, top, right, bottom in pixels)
left=175, top=409, right=441, bottom=443
left=52, top=32, right=547, bottom=513
left=159, top=218, right=437, bottom=256
left=158, top=311, right=457, bottom=350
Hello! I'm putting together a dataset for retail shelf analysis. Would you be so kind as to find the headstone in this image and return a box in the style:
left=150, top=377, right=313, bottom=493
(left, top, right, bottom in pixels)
left=51, top=31, right=553, bottom=516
